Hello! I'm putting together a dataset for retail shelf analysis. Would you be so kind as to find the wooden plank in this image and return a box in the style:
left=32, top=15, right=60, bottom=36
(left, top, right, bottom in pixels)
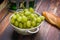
left=0, top=13, right=12, bottom=36
left=46, top=27, right=59, bottom=40
left=56, top=3, right=60, bottom=17
left=0, top=7, right=8, bottom=22
left=33, top=0, right=60, bottom=40
left=0, top=0, right=8, bottom=22
left=0, top=25, right=14, bottom=40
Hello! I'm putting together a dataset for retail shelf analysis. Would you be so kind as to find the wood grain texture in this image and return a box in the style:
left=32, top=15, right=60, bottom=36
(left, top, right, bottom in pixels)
left=0, top=7, right=8, bottom=22
left=0, top=13, right=12, bottom=36
left=0, top=0, right=60, bottom=40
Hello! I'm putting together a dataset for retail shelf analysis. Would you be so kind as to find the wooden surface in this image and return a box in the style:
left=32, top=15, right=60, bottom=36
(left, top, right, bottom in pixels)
left=0, top=13, right=12, bottom=35
left=0, top=0, right=8, bottom=22
left=0, top=0, right=60, bottom=40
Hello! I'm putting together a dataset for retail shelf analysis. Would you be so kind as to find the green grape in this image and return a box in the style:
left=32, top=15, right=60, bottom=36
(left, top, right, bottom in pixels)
left=14, top=21, right=19, bottom=27
left=37, top=23, right=40, bottom=26
left=22, top=16, right=28, bottom=22
left=12, top=14, right=17, bottom=19
left=10, top=18, right=15, bottom=24
left=30, top=14, right=35, bottom=19
left=24, top=11, right=31, bottom=16
left=31, top=21, right=36, bottom=27
left=11, top=8, right=44, bottom=29
left=27, top=21, right=31, bottom=28
left=17, top=16, right=22, bottom=22
left=27, top=16, right=32, bottom=20
left=33, top=17, right=37, bottom=21
left=34, top=14, right=38, bottom=18
left=19, top=23, right=23, bottom=28
left=40, top=16, right=45, bottom=21
left=36, top=17, right=41, bottom=23
left=23, top=23, right=27, bottom=28
left=24, top=9, right=29, bottom=12
left=29, top=8, right=34, bottom=13
left=27, top=16, right=30, bottom=18
left=16, top=13, right=20, bottom=18
left=20, top=13, right=24, bottom=16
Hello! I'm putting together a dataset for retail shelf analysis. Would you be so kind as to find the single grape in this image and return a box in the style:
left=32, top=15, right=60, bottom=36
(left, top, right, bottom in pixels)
left=31, top=21, right=36, bottom=27
left=16, top=13, right=20, bottom=18
left=20, top=13, right=24, bottom=16
left=34, top=14, right=38, bottom=18
left=30, top=14, right=35, bottom=19
left=22, top=16, right=28, bottom=22
left=19, top=23, right=23, bottom=28
left=24, top=9, right=29, bottom=12
left=17, top=16, right=22, bottom=22
left=33, top=17, right=37, bottom=21
left=27, top=16, right=30, bottom=18
left=36, top=17, right=41, bottom=23
left=24, top=11, right=31, bottom=16
left=29, top=8, right=34, bottom=13
left=12, top=14, right=17, bottom=19
left=27, top=16, right=32, bottom=20
left=40, top=16, right=45, bottom=21
left=14, top=21, right=19, bottom=27
left=10, top=18, right=15, bottom=24
left=27, top=21, right=31, bottom=28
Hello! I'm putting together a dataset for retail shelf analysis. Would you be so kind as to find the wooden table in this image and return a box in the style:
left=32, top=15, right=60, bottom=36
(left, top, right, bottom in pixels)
left=0, top=0, right=60, bottom=40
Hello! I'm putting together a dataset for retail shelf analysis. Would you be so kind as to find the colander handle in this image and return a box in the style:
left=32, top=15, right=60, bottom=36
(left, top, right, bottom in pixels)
left=27, top=28, right=39, bottom=34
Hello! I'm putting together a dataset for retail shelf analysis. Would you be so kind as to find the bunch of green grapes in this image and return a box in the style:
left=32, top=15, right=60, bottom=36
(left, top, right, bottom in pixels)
left=10, top=8, right=45, bottom=29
